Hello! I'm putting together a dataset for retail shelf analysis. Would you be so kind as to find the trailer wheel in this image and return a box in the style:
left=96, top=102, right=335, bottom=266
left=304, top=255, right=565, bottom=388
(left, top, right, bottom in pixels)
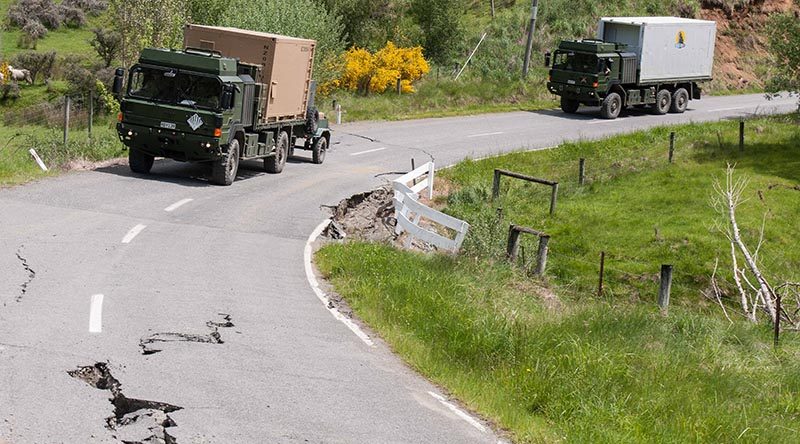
left=670, top=88, right=689, bottom=114
left=264, top=131, right=289, bottom=174
left=129, top=148, right=154, bottom=174
left=560, top=97, right=580, bottom=114
left=211, top=139, right=240, bottom=186
left=652, top=89, right=671, bottom=115
left=600, top=92, right=622, bottom=119
left=312, top=137, right=327, bottom=164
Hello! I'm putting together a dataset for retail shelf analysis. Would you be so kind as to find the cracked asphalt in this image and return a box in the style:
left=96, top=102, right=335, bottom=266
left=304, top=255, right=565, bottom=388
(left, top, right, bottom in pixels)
left=1, top=94, right=796, bottom=443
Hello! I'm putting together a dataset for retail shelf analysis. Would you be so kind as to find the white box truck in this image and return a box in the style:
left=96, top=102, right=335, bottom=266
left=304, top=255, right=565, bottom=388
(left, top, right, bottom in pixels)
left=546, top=17, right=717, bottom=119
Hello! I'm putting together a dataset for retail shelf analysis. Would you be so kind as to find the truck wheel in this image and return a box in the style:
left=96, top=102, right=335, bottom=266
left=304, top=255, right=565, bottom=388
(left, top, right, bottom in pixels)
left=129, top=148, right=154, bottom=174
left=652, top=89, right=671, bottom=115
left=670, top=88, right=689, bottom=114
left=600, top=92, right=622, bottom=119
left=560, top=97, right=580, bottom=114
left=306, top=107, right=319, bottom=134
left=264, top=131, right=288, bottom=174
left=312, top=137, right=327, bottom=164
left=211, top=139, right=240, bottom=186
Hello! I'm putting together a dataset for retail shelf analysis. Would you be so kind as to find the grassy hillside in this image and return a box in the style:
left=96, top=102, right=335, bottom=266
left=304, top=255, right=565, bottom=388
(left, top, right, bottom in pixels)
left=316, top=115, right=800, bottom=442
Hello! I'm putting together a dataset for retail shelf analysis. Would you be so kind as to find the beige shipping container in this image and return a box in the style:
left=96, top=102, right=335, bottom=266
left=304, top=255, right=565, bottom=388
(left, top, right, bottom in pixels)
left=184, top=24, right=315, bottom=123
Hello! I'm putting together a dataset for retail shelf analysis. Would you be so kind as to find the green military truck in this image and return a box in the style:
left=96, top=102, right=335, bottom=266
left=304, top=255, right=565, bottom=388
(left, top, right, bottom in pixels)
left=113, top=25, right=330, bottom=185
left=546, top=17, right=716, bottom=119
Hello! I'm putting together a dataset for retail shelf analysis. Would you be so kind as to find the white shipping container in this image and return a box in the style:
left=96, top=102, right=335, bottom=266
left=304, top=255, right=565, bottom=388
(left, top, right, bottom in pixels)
left=597, top=17, right=716, bottom=83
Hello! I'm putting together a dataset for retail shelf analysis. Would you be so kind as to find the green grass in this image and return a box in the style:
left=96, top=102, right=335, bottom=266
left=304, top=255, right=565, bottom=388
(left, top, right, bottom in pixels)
left=316, top=115, right=800, bottom=443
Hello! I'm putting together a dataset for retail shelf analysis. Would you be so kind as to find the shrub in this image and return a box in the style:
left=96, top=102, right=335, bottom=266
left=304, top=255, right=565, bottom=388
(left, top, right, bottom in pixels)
left=12, top=52, right=56, bottom=84
left=90, top=28, right=122, bottom=67
left=1, top=83, right=21, bottom=102
left=19, top=21, right=48, bottom=48
left=335, top=42, right=430, bottom=94
left=62, top=0, right=108, bottom=16
left=60, top=6, right=87, bottom=28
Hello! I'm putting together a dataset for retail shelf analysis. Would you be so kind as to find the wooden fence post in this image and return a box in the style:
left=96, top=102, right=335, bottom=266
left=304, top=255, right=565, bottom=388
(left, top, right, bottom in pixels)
left=492, top=169, right=501, bottom=200
left=579, top=158, right=585, bottom=185
left=88, top=90, right=94, bottom=139
left=669, top=132, right=675, bottom=163
left=534, top=234, right=550, bottom=275
left=63, top=95, right=71, bottom=145
left=775, top=293, right=782, bottom=347
left=549, top=183, right=558, bottom=215
left=506, top=225, right=522, bottom=262
left=739, top=119, right=745, bottom=152
left=658, top=264, right=673, bottom=314
left=598, top=251, right=606, bottom=297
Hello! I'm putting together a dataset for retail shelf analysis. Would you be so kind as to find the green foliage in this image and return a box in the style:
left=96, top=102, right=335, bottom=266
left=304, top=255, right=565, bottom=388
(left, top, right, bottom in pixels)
left=187, top=0, right=228, bottom=26
left=316, top=0, right=417, bottom=49
left=220, top=0, right=346, bottom=89
left=90, top=28, right=121, bottom=68
left=12, top=51, right=56, bottom=84
left=409, top=0, right=467, bottom=65
left=766, top=8, right=800, bottom=107
left=108, top=0, right=188, bottom=68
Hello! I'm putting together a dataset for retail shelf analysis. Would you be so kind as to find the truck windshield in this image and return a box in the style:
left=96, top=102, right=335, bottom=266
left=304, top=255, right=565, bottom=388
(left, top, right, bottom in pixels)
left=128, top=66, right=222, bottom=110
left=554, top=52, right=598, bottom=74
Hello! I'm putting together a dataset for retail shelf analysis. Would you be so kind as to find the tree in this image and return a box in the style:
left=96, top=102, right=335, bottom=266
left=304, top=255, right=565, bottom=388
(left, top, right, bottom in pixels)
left=766, top=6, right=800, bottom=109
left=108, top=0, right=188, bottom=68
left=220, top=0, right=345, bottom=88
left=188, top=0, right=228, bottom=26
left=409, top=0, right=467, bottom=65
left=90, top=28, right=122, bottom=68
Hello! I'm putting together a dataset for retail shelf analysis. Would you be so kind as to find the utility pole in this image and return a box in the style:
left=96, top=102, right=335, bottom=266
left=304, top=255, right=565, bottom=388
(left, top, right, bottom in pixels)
left=522, top=0, right=539, bottom=77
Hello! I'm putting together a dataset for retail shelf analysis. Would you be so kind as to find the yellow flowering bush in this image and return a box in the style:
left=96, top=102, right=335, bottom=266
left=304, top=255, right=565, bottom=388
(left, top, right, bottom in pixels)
left=0, top=62, right=10, bottom=85
left=326, top=41, right=430, bottom=95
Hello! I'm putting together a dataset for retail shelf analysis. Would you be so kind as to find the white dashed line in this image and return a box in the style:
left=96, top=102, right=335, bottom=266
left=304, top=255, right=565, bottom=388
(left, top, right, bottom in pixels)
left=121, top=224, right=147, bottom=244
left=350, top=147, right=387, bottom=156
left=305, top=219, right=375, bottom=347
left=89, top=294, right=104, bottom=333
left=427, top=391, right=487, bottom=433
left=466, top=131, right=504, bottom=138
left=164, top=198, right=194, bottom=212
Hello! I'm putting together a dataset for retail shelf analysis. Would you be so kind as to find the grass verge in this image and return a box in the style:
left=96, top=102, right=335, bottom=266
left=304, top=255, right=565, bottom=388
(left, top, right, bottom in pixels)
left=316, top=114, right=800, bottom=442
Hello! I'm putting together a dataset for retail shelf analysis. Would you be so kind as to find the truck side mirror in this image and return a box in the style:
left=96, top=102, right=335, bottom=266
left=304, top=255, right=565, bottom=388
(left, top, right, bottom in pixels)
left=112, top=68, right=125, bottom=95
left=221, top=84, right=234, bottom=109
left=544, top=52, right=551, bottom=67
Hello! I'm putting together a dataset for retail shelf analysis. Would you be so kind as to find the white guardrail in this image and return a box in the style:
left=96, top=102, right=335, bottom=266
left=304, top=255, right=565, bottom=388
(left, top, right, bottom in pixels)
left=392, top=162, right=470, bottom=253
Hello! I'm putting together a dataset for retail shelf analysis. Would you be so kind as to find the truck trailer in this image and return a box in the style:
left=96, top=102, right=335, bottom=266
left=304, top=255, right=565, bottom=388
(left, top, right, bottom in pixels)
left=546, top=17, right=716, bottom=119
left=113, top=25, right=331, bottom=185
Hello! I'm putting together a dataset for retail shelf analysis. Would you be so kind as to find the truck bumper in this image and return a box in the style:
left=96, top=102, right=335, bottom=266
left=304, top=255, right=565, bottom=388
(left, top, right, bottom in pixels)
left=547, top=82, right=602, bottom=105
left=117, top=122, right=222, bottom=162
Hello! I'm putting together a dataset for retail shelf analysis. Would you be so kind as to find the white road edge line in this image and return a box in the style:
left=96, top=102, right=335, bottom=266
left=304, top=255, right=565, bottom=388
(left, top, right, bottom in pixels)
left=427, top=391, right=487, bottom=433
left=164, top=198, right=194, bottom=212
left=350, top=147, right=387, bottom=156
left=121, top=224, right=147, bottom=244
left=89, top=294, right=104, bottom=333
left=305, top=219, right=376, bottom=347
left=708, top=106, right=752, bottom=113
left=466, top=131, right=504, bottom=138
left=587, top=119, right=618, bottom=125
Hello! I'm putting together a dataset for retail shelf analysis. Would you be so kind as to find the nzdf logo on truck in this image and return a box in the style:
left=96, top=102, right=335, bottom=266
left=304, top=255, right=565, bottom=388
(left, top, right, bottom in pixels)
left=675, top=30, right=687, bottom=49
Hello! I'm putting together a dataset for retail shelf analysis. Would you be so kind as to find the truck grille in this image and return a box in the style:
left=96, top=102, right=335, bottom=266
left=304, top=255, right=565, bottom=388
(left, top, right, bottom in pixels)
left=241, top=84, right=255, bottom=127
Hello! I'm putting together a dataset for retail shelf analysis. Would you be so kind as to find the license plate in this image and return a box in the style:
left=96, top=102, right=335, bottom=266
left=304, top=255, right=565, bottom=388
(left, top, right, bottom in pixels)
left=567, top=80, right=576, bottom=85
left=160, top=122, right=176, bottom=130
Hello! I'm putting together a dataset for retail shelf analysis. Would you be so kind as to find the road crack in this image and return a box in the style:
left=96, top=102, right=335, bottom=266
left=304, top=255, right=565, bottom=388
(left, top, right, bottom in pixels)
left=15, top=246, right=35, bottom=302
left=140, top=313, right=233, bottom=355
left=68, top=362, right=182, bottom=444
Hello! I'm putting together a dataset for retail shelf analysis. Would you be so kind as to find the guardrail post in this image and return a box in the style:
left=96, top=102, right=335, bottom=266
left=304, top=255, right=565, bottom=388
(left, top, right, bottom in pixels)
left=739, top=119, right=745, bottom=152
left=427, top=161, right=435, bottom=200
left=534, top=234, right=550, bottom=275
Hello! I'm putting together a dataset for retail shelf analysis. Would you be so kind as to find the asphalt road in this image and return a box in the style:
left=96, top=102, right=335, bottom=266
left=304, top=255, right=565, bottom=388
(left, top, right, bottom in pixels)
left=1, top=94, right=796, bottom=443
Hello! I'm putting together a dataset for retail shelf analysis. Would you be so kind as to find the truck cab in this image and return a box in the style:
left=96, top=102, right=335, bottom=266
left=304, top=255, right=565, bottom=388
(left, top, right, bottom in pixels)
left=114, top=44, right=330, bottom=185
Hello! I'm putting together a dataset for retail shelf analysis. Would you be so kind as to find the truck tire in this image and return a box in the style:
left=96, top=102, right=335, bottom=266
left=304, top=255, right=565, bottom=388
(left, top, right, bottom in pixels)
left=670, top=88, right=689, bottom=113
left=652, top=89, right=671, bottom=115
left=264, top=131, right=288, bottom=174
left=560, top=97, right=580, bottom=114
left=312, top=137, right=327, bottom=164
left=129, top=148, right=154, bottom=174
left=211, top=139, right=240, bottom=186
left=600, top=92, right=622, bottom=119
